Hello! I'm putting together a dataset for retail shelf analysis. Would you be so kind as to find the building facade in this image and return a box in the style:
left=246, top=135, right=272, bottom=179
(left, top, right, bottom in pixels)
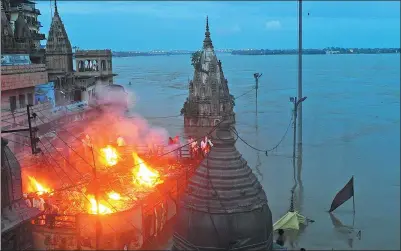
left=74, top=49, right=116, bottom=104
left=1, top=0, right=46, bottom=63
left=44, top=0, right=76, bottom=106
left=181, top=17, right=235, bottom=127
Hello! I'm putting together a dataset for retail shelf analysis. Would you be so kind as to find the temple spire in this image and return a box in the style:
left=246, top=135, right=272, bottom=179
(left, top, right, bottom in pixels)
left=54, top=0, right=58, bottom=15
left=206, top=16, right=209, bottom=34
left=203, top=16, right=213, bottom=49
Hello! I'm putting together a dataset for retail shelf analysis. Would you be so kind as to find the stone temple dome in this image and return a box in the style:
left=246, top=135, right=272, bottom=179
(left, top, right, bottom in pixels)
left=14, top=10, right=31, bottom=40
left=172, top=121, right=273, bottom=250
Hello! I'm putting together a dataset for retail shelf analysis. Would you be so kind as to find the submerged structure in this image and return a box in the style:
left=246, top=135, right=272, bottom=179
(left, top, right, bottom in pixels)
left=173, top=121, right=273, bottom=250
left=181, top=17, right=235, bottom=127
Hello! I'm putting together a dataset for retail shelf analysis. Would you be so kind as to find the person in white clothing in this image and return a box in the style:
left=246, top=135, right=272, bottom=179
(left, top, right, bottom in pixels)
left=201, top=139, right=207, bottom=156
left=190, top=138, right=198, bottom=158
left=208, top=138, right=214, bottom=148
left=23, top=194, right=32, bottom=207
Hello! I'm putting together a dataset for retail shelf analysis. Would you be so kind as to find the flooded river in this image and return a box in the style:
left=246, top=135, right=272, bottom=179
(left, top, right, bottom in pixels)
left=114, top=54, right=400, bottom=250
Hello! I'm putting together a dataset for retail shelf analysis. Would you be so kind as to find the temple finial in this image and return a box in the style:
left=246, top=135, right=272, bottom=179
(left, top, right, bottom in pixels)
left=54, top=0, right=58, bottom=15
left=203, top=16, right=213, bottom=48
left=206, top=16, right=209, bottom=33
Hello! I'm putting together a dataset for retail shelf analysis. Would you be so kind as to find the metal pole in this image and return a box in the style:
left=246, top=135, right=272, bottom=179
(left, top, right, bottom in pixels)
left=297, top=0, right=303, bottom=155
left=352, top=175, right=355, bottom=214
left=292, top=98, right=297, bottom=161
left=26, top=105, right=35, bottom=154
left=90, top=141, right=101, bottom=250
left=255, top=77, right=258, bottom=116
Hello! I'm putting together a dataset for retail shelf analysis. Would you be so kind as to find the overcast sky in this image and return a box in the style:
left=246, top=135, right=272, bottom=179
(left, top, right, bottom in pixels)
left=36, top=1, right=400, bottom=51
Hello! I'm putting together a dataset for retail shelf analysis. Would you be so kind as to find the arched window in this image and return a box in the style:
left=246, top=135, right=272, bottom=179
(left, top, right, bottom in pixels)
left=93, top=60, right=99, bottom=71
left=78, top=61, right=84, bottom=72
left=84, top=60, right=90, bottom=71
left=101, top=60, right=106, bottom=71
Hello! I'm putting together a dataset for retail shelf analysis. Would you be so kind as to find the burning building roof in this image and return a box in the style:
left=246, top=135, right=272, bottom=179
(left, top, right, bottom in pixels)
left=18, top=110, right=194, bottom=218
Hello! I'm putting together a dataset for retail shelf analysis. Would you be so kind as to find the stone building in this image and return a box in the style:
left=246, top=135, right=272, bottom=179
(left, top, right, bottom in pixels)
left=1, top=0, right=48, bottom=115
left=181, top=17, right=235, bottom=127
left=172, top=121, right=273, bottom=250
left=45, top=0, right=76, bottom=106
left=1, top=0, right=46, bottom=63
left=74, top=49, right=117, bottom=104
left=1, top=138, right=41, bottom=250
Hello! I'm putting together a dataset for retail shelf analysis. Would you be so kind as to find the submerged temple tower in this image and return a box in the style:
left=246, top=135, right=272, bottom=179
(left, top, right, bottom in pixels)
left=181, top=17, right=235, bottom=127
left=172, top=121, right=273, bottom=250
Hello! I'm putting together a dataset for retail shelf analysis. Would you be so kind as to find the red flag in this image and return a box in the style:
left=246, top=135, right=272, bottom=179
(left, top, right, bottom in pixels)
left=329, top=176, right=354, bottom=213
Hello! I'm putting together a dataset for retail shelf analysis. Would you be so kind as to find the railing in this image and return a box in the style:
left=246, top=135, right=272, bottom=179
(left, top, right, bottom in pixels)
left=32, top=214, right=77, bottom=229
left=75, top=50, right=112, bottom=57
left=123, top=145, right=192, bottom=159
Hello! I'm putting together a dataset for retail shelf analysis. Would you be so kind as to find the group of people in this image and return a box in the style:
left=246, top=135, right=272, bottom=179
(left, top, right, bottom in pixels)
left=24, top=193, right=59, bottom=228
left=166, top=135, right=214, bottom=160
left=187, top=136, right=213, bottom=158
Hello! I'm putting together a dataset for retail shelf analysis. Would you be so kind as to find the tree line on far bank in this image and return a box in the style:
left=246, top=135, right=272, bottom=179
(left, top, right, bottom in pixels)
left=231, top=47, right=400, bottom=55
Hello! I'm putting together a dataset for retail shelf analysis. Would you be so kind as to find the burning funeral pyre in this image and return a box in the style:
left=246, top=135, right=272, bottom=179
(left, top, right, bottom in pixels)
left=19, top=112, right=201, bottom=226
left=22, top=141, right=188, bottom=218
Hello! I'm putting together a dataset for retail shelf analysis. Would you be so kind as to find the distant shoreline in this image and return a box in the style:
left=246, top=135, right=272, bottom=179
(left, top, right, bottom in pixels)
left=108, top=48, right=400, bottom=58
left=232, top=48, right=400, bottom=56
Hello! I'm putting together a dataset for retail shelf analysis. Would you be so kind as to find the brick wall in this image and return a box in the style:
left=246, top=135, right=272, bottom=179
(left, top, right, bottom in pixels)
left=1, top=87, right=35, bottom=112
left=1, top=64, right=48, bottom=91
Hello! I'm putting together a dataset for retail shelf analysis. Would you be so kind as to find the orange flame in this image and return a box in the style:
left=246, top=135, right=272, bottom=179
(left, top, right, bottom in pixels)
left=88, top=195, right=113, bottom=215
left=27, top=176, right=51, bottom=195
left=100, top=145, right=119, bottom=166
left=132, top=153, right=163, bottom=188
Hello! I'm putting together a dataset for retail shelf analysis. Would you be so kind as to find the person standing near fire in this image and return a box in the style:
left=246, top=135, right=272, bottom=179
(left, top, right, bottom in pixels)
left=44, top=200, right=59, bottom=229
left=201, top=137, right=207, bottom=156
left=117, top=135, right=126, bottom=147
left=32, top=194, right=45, bottom=225
left=23, top=194, right=32, bottom=207
left=188, top=136, right=196, bottom=158
left=82, top=134, right=92, bottom=159
left=207, top=137, right=214, bottom=150
left=167, top=137, right=175, bottom=164
left=174, top=136, right=181, bottom=160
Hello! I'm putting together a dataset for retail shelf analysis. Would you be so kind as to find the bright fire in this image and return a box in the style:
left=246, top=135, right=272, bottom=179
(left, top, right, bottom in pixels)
left=88, top=195, right=113, bottom=215
left=101, top=145, right=119, bottom=166
left=132, top=153, right=163, bottom=188
left=107, top=191, right=122, bottom=200
left=27, top=176, right=51, bottom=195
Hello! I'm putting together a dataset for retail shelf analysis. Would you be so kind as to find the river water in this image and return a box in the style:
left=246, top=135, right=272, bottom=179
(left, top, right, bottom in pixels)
left=113, top=54, right=400, bottom=250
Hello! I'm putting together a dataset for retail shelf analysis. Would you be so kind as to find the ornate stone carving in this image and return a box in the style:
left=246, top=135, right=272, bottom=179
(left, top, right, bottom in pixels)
left=182, top=17, right=235, bottom=127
